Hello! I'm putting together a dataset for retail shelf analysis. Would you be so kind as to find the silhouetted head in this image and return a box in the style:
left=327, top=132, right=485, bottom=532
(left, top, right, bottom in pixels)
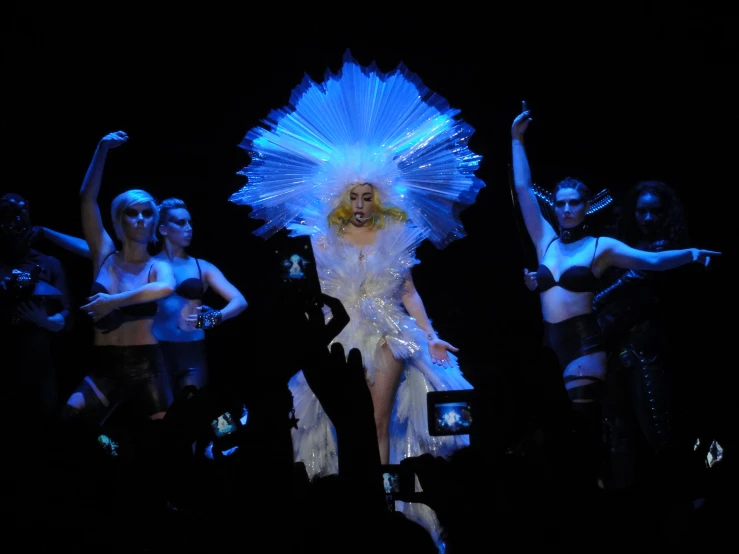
left=619, top=180, right=688, bottom=248
left=0, top=193, right=33, bottom=260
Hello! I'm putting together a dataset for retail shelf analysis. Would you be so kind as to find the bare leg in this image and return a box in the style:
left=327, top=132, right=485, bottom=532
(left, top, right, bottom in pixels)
left=368, top=344, right=405, bottom=464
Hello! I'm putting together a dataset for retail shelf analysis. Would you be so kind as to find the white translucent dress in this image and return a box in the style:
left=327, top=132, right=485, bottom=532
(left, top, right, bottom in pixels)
left=288, top=219, right=472, bottom=543
left=228, top=49, right=487, bottom=548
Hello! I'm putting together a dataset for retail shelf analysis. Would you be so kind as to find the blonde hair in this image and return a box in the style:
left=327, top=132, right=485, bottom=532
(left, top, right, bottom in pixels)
left=327, top=183, right=407, bottom=230
left=111, top=189, right=159, bottom=243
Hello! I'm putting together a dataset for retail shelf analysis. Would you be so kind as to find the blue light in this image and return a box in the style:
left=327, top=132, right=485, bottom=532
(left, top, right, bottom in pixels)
left=97, top=434, right=119, bottom=457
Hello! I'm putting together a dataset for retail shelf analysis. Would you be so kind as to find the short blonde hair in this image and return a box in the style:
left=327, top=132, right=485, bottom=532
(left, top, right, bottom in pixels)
left=327, top=183, right=406, bottom=230
left=111, top=189, right=159, bottom=242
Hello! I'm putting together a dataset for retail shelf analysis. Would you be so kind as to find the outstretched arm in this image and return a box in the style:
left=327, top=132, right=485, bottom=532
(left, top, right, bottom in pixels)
left=598, top=236, right=721, bottom=272
left=402, top=274, right=459, bottom=367
left=511, top=103, right=558, bottom=260
left=39, top=227, right=91, bottom=258
left=79, top=131, right=128, bottom=271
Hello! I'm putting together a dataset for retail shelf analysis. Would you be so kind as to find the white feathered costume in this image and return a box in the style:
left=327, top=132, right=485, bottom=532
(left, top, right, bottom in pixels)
left=229, top=50, right=486, bottom=546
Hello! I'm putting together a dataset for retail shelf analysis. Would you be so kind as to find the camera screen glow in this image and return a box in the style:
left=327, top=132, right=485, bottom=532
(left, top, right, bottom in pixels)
left=383, top=472, right=400, bottom=494
left=97, top=434, right=119, bottom=457
left=434, top=401, right=472, bottom=433
left=211, top=411, right=238, bottom=438
left=283, top=254, right=308, bottom=280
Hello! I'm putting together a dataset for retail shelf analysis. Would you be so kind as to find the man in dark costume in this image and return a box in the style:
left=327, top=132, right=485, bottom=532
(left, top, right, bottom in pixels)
left=0, top=193, right=73, bottom=432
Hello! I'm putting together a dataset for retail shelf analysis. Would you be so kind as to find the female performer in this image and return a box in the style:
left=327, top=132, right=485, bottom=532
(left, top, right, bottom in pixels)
left=510, top=106, right=720, bottom=494
left=64, top=131, right=175, bottom=425
left=38, top=196, right=248, bottom=407
left=229, top=50, right=486, bottom=545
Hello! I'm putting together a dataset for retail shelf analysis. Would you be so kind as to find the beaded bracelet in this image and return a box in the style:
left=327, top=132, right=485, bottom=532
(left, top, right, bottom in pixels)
left=196, top=309, right=222, bottom=330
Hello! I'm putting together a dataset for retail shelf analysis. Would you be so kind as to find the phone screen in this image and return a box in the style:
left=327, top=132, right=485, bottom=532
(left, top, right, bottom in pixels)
left=268, top=232, right=322, bottom=308
left=211, top=411, right=240, bottom=438
left=382, top=465, right=402, bottom=495
left=427, top=390, right=475, bottom=436
left=381, top=464, right=414, bottom=502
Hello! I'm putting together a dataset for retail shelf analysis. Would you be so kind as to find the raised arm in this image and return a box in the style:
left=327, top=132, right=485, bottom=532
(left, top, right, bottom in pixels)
left=39, top=227, right=91, bottom=258
left=201, top=260, right=248, bottom=322
left=79, top=131, right=128, bottom=271
left=597, top=236, right=721, bottom=272
left=511, top=104, right=557, bottom=260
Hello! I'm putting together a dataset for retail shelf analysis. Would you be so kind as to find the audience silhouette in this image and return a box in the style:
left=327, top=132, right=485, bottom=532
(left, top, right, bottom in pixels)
left=5, top=287, right=728, bottom=552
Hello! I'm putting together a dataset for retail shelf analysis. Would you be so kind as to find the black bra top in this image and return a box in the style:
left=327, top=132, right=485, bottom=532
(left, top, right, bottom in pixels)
left=91, top=252, right=158, bottom=331
left=537, top=237, right=600, bottom=293
left=175, top=258, right=205, bottom=301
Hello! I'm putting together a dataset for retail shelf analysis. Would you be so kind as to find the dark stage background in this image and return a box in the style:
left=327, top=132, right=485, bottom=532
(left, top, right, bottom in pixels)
left=4, top=6, right=734, bottom=449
